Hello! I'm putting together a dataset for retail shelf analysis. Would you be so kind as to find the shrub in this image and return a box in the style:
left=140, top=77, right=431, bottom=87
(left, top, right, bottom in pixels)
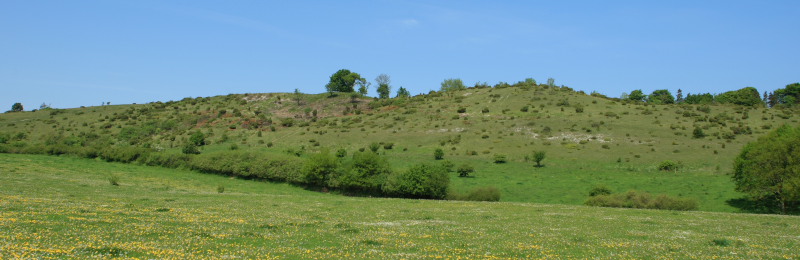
left=449, top=186, right=501, bottom=201
left=189, top=131, right=206, bottom=146
left=369, top=142, right=380, bottom=153
left=493, top=154, right=507, bottom=163
left=302, top=150, right=340, bottom=187
left=335, top=148, right=347, bottom=158
left=457, top=107, right=466, bottom=113
left=383, top=163, right=449, bottom=199
left=692, top=127, right=706, bottom=139
left=434, top=148, right=444, bottom=160
left=182, top=143, right=201, bottom=155
left=329, top=152, right=392, bottom=194
left=216, top=185, right=225, bottom=193
left=383, top=143, right=394, bottom=150
left=108, top=175, right=120, bottom=186
left=657, top=160, right=681, bottom=171
left=481, top=107, right=490, bottom=113
left=584, top=190, right=698, bottom=211
left=531, top=151, right=546, bottom=167
left=456, top=164, right=474, bottom=177
left=588, top=185, right=613, bottom=196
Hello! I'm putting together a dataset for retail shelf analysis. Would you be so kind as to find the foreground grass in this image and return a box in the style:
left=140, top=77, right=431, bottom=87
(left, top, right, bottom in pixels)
left=1, top=154, right=799, bottom=259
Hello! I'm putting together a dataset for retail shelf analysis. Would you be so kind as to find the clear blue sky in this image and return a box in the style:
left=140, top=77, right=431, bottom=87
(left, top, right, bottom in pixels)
left=2, top=0, right=798, bottom=109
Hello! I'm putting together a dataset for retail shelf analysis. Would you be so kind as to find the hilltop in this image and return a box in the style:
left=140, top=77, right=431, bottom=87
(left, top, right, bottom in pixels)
left=1, top=83, right=798, bottom=212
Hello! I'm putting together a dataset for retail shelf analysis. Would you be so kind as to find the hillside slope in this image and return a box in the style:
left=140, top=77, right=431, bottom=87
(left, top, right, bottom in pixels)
left=1, top=85, right=798, bottom=212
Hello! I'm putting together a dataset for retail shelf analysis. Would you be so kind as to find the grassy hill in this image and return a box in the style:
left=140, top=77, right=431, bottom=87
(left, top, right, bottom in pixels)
left=1, top=84, right=799, bottom=212
left=1, top=153, right=798, bottom=259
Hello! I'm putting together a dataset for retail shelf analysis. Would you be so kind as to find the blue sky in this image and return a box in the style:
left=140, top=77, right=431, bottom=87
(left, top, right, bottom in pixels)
left=2, top=0, right=798, bottom=109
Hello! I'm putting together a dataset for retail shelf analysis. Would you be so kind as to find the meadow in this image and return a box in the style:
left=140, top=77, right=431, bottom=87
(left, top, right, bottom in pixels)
left=1, top=153, right=799, bottom=259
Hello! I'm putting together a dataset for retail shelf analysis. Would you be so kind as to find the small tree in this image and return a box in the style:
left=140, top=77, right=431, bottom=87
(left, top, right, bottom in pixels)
left=356, top=78, right=370, bottom=96
left=440, top=78, right=465, bottom=94
left=294, top=88, right=302, bottom=105
left=375, top=74, right=391, bottom=99
left=10, top=103, right=23, bottom=112
left=532, top=151, right=546, bottom=167
left=396, top=87, right=410, bottom=98
left=434, top=148, right=444, bottom=160
left=732, top=125, right=800, bottom=214
left=546, top=78, right=555, bottom=88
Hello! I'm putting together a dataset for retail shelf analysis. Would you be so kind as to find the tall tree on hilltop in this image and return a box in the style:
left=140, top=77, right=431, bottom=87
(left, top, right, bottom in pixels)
left=627, top=89, right=647, bottom=102
left=10, top=103, right=23, bottom=112
left=676, top=89, right=684, bottom=103
left=325, top=69, right=363, bottom=95
left=648, top=89, right=675, bottom=104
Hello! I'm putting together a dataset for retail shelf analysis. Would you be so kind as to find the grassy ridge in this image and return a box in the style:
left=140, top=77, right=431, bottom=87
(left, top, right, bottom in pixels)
left=1, top=85, right=798, bottom=211
left=1, top=153, right=799, bottom=259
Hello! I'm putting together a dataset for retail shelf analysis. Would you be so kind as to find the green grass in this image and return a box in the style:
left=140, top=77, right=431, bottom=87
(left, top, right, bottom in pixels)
left=1, top=86, right=798, bottom=213
left=1, top=153, right=799, bottom=259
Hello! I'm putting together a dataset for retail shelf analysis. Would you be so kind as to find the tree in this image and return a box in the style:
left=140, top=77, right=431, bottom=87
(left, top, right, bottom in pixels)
left=396, top=87, right=410, bottom=98
left=715, top=87, right=763, bottom=107
left=732, top=125, right=800, bottom=214
left=294, top=89, right=302, bottom=105
left=375, top=74, right=391, bottom=99
left=648, top=89, right=675, bottom=104
left=532, top=151, right=546, bottom=167
left=10, top=103, right=23, bottom=112
left=773, top=83, right=800, bottom=107
left=676, top=89, right=684, bottom=103
left=325, top=69, right=363, bottom=94
left=357, top=78, right=370, bottom=96
left=440, top=78, right=465, bottom=94
left=627, top=90, right=647, bottom=102
left=546, top=78, right=555, bottom=88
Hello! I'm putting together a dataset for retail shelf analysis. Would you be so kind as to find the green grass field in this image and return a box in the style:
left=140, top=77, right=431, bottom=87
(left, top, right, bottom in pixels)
left=1, top=153, right=798, bottom=259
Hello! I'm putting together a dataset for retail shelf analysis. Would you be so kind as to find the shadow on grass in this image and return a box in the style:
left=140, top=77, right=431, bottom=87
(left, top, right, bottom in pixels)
left=726, top=197, right=799, bottom=215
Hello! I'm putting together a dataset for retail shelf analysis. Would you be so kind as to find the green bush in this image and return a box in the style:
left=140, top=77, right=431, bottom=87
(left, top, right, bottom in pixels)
left=493, top=154, right=507, bottom=163
left=108, top=175, right=120, bottom=186
left=302, top=150, right=340, bottom=187
left=369, top=142, right=380, bottom=153
left=449, top=186, right=501, bottom=201
left=335, top=148, right=347, bottom=158
left=657, top=160, right=681, bottom=171
left=456, top=164, right=474, bottom=177
left=383, top=163, right=449, bottom=199
left=588, top=185, right=613, bottom=197
left=585, top=190, right=698, bottom=211
left=330, top=152, right=391, bottom=194
left=692, top=127, right=706, bottom=139
left=434, top=148, right=444, bottom=160
left=189, top=131, right=206, bottom=146
left=182, top=143, right=201, bottom=155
